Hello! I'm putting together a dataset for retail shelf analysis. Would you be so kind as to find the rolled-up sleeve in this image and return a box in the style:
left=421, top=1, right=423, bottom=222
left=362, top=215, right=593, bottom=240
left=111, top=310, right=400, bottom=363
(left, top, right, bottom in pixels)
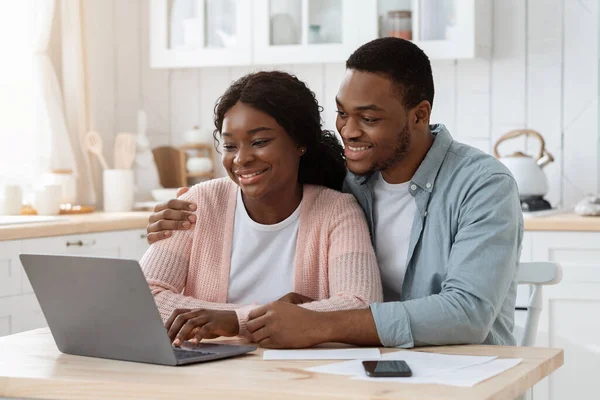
left=371, top=173, right=522, bottom=348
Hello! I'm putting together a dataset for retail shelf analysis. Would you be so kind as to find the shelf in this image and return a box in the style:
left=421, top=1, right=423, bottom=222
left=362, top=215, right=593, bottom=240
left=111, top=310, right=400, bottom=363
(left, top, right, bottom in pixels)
left=186, top=172, right=214, bottom=179
left=180, top=143, right=213, bottom=150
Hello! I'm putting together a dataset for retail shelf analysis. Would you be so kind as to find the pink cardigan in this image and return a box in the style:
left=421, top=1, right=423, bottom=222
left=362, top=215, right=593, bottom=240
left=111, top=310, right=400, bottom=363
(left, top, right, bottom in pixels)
left=141, top=178, right=383, bottom=335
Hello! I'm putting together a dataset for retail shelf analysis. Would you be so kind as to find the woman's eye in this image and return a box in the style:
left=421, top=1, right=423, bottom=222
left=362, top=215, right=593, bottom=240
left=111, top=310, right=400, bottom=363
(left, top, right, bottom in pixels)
left=336, top=110, right=348, bottom=118
left=223, top=144, right=236, bottom=152
left=253, top=139, right=271, bottom=147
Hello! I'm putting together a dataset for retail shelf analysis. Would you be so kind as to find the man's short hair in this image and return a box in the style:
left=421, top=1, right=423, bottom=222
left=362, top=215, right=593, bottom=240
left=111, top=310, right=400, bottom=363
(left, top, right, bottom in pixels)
left=346, top=37, right=435, bottom=109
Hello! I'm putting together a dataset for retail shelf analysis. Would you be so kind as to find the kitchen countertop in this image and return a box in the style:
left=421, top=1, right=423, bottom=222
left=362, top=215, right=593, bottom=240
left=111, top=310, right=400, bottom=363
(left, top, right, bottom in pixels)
left=0, top=211, right=599, bottom=242
left=523, top=212, right=600, bottom=232
left=0, top=212, right=152, bottom=241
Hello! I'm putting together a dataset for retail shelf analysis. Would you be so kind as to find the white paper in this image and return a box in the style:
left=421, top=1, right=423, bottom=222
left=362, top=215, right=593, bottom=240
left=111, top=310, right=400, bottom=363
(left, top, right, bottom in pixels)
left=306, top=350, right=496, bottom=378
left=263, top=348, right=381, bottom=360
left=352, top=358, right=522, bottom=387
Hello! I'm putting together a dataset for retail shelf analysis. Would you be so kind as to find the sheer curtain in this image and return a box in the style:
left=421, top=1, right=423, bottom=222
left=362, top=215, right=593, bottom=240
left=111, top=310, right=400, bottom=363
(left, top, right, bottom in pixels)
left=61, top=0, right=95, bottom=204
left=32, top=0, right=77, bottom=183
left=0, top=0, right=79, bottom=201
left=0, top=2, right=39, bottom=188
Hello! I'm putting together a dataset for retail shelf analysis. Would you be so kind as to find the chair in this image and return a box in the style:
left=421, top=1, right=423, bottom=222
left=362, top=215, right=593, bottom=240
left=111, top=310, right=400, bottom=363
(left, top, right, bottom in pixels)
left=515, top=261, right=563, bottom=400
left=516, top=262, right=563, bottom=347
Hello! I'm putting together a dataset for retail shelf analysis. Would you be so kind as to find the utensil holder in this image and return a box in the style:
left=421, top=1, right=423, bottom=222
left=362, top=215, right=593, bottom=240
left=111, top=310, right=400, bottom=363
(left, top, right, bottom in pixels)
left=103, top=169, right=134, bottom=212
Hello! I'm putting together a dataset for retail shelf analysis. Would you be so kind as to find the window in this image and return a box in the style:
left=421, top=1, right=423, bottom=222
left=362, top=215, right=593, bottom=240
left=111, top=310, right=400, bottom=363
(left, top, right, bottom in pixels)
left=0, top=1, right=45, bottom=191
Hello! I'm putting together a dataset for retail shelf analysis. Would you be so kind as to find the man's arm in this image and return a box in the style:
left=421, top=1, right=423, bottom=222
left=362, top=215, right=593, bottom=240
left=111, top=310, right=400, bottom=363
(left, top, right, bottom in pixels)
left=146, top=187, right=196, bottom=244
left=370, top=173, right=522, bottom=347
left=305, top=173, right=521, bottom=349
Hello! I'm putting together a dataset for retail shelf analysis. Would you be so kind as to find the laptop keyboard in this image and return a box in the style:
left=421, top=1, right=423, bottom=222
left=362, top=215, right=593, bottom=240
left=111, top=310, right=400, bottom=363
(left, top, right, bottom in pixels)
left=173, top=348, right=215, bottom=360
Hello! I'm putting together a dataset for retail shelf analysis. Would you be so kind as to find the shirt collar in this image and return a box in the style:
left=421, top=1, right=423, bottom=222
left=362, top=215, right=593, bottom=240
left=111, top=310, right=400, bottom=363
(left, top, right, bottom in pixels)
left=411, top=124, right=453, bottom=193
left=349, top=124, right=453, bottom=192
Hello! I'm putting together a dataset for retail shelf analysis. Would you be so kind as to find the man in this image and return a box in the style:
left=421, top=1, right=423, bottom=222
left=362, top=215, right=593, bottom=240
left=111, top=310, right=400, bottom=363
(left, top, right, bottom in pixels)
left=146, top=38, right=523, bottom=349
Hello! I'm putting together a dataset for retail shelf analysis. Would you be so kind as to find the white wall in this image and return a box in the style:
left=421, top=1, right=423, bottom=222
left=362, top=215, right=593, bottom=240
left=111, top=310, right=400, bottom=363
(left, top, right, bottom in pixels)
left=82, top=0, right=599, bottom=209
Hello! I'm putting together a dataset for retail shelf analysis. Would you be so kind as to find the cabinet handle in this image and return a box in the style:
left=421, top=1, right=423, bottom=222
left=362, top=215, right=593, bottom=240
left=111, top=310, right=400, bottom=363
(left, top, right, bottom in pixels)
left=140, top=233, right=148, bottom=240
left=66, top=240, right=97, bottom=247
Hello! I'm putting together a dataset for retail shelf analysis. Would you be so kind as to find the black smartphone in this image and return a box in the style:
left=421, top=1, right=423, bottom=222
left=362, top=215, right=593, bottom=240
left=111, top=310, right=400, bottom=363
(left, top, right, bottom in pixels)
left=362, top=360, right=412, bottom=377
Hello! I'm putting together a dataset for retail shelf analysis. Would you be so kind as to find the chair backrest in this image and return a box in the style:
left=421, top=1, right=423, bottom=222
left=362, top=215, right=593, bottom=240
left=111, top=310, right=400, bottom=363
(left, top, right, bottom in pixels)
left=515, top=262, right=563, bottom=347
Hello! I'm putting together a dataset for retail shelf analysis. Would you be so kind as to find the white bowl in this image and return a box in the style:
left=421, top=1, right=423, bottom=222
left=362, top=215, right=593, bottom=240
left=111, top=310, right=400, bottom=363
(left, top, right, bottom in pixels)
left=151, top=188, right=179, bottom=202
left=186, top=157, right=213, bottom=173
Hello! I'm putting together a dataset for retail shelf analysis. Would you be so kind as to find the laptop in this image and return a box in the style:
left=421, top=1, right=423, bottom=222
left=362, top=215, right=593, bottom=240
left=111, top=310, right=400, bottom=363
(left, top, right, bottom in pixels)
left=19, top=254, right=256, bottom=366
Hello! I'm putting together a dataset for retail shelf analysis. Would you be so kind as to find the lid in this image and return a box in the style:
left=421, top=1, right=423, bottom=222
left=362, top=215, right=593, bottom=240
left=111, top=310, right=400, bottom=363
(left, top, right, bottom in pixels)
left=388, top=10, right=412, bottom=18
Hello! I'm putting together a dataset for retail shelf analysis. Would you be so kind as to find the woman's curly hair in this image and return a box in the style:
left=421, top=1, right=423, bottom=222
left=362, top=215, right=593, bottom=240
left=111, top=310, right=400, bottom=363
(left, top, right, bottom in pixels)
left=213, top=71, right=346, bottom=191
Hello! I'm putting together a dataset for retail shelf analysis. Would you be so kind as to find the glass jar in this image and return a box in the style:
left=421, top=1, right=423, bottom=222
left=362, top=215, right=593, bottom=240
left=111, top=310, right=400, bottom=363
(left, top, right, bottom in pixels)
left=386, top=10, right=412, bottom=40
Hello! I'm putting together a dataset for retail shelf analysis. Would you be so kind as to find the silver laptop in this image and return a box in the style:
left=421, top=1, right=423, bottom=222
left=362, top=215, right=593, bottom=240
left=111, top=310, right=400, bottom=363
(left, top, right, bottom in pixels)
left=19, top=254, right=256, bottom=366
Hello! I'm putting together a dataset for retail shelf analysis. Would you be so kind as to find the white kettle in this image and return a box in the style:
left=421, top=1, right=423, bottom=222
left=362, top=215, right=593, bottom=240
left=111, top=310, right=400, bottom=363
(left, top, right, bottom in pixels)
left=493, top=130, right=554, bottom=199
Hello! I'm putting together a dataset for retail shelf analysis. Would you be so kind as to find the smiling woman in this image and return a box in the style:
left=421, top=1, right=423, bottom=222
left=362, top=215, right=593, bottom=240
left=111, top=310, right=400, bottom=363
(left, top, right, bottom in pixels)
left=140, top=71, right=383, bottom=347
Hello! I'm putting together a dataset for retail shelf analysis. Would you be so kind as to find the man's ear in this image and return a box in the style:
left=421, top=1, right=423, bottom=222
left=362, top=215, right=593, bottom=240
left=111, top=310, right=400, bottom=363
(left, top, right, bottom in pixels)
left=412, top=100, right=432, bottom=125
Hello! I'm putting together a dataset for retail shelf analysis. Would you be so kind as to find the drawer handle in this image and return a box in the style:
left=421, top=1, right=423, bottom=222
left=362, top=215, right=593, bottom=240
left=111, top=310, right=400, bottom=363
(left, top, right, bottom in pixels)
left=140, top=233, right=148, bottom=239
left=66, top=240, right=97, bottom=247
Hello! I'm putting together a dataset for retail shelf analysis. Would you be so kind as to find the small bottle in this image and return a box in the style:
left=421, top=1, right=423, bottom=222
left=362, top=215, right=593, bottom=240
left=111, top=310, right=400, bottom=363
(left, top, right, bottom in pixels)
left=387, top=10, right=412, bottom=40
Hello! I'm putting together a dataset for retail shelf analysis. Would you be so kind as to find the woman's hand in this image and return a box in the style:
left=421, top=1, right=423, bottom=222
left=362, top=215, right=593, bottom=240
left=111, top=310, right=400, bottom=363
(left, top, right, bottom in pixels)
left=146, top=187, right=197, bottom=244
left=166, top=308, right=240, bottom=346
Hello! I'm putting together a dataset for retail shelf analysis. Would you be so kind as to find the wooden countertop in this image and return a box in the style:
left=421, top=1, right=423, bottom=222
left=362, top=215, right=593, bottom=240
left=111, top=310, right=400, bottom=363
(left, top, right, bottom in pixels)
left=523, top=212, right=600, bottom=231
left=0, top=212, right=152, bottom=241
left=0, top=329, right=563, bottom=400
left=1, top=211, right=598, bottom=242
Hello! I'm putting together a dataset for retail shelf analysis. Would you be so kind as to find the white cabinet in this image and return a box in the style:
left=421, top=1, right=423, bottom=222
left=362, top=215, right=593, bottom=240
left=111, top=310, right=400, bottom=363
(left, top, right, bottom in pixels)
left=253, top=0, right=359, bottom=64
left=119, top=229, right=151, bottom=261
left=150, top=0, right=491, bottom=68
left=150, top=0, right=252, bottom=67
left=360, top=0, right=491, bottom=60
left=0, top=241, right=22, bottom=299
left=0, top=229, right=151, bottom=338
left=529, top=231, right=600, bottom=400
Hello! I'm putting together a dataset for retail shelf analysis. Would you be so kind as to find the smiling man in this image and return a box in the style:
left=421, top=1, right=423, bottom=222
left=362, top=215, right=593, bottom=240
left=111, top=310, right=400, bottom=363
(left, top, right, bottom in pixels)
left=146, top=38, right=523, bottom=349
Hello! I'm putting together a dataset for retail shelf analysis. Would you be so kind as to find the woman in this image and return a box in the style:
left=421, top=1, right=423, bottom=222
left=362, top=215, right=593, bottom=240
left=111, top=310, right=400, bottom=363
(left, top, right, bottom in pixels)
left=140, top=71, right=382, bottom=347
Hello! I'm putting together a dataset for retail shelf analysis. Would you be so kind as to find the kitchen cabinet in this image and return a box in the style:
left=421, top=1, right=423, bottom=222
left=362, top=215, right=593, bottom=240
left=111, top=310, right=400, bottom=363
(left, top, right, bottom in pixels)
left=150, top=0, right=252, bottom=67
left=359, top=0, right=491, bottom=60
left=252, top=0, right=359, bottom=64
left=528, top=231, right=600, bottom=400
left=150, top=0, right=491, bottom=68
left=0, top=230, right=150, bottom=338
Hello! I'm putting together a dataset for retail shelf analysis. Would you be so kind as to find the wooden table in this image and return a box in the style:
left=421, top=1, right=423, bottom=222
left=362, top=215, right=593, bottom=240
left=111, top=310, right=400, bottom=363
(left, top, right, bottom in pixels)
left=0, top=329, right=562, bottom=400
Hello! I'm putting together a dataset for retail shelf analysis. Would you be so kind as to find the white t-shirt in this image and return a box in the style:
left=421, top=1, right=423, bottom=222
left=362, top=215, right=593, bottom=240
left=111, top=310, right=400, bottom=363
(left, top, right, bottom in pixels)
left=227, top=189, right=299, bottom=305
left=373, top=173, right=418, bottom=301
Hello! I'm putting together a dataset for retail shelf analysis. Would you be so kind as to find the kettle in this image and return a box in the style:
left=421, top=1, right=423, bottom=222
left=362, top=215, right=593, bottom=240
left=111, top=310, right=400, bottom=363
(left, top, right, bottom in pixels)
left=493, top=130, right=554, bottom=199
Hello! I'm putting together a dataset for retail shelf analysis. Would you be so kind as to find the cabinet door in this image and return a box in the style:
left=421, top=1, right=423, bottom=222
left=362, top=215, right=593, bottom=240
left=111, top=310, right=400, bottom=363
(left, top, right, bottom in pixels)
left=151, top=0, right=252, bottom=67
left=119, top=229, right=151, bottom=261
left=531, top=231, right=600, bottom=400
left=253, top=0, right=359, bottom=64
left=0, top=240, right=22, bottom=299
left=359, top=0, right=491, bottom=60
left=9, top=293, right=47, bottom=335
left=20, top=232, right=123, bottom=294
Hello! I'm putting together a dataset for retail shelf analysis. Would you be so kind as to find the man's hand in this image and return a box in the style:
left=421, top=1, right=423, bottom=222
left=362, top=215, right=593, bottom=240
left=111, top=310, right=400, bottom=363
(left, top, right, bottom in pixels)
left=146, top=187, right=197, bottom=244
left=246, top=302, right=326, bottom=349
left=277, top=292, right=315, bottom=305
left=166, top=308, right=240, bottom=346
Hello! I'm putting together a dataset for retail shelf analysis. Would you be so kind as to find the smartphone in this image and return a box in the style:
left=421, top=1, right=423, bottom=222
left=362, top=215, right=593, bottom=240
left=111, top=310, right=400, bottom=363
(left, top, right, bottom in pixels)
left=362, top=360, right=412, bottom=377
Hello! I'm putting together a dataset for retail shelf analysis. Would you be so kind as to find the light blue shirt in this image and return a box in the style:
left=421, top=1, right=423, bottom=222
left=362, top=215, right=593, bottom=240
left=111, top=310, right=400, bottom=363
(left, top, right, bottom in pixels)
left=343, top=125, right=523, bottom=348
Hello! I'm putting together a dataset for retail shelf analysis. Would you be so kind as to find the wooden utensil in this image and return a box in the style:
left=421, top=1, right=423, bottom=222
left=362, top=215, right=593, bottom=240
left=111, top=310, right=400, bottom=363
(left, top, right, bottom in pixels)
left=85, top=131, right=109, bottom=170
left=114, top=132, right=136, bottom=169
left=152, top=146, right=186, bottom=188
